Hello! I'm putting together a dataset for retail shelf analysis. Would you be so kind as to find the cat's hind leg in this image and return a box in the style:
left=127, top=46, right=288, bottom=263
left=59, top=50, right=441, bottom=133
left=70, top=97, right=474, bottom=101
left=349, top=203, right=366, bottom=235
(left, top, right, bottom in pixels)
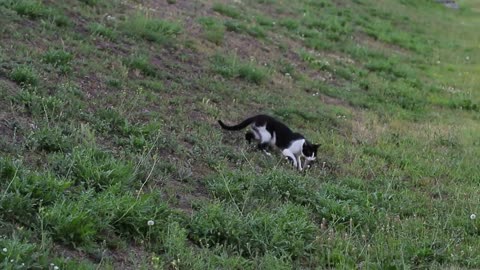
left=245, top=131, right=255, bottom=144
left=256, top=127, right=272, bottom=156
left=258, top=142, right=272, bottom=156
left=282, top=149, right=297, bottom=168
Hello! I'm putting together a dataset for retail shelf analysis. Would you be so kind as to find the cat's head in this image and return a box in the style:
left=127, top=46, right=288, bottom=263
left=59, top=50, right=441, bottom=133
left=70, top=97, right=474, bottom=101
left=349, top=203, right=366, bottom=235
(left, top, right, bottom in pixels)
left=302, top=142, right=320, bottom=161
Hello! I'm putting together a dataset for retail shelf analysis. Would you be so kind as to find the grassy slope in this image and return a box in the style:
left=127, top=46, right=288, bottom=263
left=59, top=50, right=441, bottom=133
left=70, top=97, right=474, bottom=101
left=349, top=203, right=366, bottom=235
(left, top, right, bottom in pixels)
left=0, top=0, right=479, bottom=268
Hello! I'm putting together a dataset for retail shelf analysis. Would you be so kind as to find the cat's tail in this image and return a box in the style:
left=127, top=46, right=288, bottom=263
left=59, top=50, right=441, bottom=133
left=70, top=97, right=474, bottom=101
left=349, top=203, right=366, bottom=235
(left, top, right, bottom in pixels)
left=218, top=116, right=256, bottom=131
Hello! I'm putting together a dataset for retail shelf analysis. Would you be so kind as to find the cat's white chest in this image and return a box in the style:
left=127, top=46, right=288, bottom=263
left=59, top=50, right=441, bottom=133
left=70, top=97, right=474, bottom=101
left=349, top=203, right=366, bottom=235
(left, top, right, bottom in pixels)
left=288, top=139, right=305, bottom=156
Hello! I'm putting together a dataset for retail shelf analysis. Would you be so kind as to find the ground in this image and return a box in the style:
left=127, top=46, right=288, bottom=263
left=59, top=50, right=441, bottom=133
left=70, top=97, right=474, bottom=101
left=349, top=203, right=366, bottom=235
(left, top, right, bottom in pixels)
left=0, top=0, right=479, bottom=269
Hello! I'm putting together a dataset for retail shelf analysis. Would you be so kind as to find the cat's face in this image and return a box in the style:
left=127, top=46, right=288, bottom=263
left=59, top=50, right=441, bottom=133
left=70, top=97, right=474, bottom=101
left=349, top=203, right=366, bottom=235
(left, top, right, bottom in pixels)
left=303, top=143, right=320, bottom=161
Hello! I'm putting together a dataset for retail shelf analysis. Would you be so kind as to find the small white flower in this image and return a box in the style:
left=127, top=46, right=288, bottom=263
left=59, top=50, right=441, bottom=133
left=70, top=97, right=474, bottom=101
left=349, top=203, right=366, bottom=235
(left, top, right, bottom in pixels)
left=466, top=56, right=470, bottom=61
left=147, top=220, right=155, bottom=226
left=50, top=263, right=55, bottom=266
left=10, top=259, right=14, bottom=263
left=470, top=214, right=476, bottom=220
left=2, top=248, right=6, bottom=252
left=54, top=266, right=59, bottom=270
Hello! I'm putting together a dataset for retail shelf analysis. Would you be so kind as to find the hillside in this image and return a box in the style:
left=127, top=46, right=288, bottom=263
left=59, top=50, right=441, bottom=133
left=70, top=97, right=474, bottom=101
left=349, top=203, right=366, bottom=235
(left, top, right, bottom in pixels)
left=1, top=0, right=479, bottom=268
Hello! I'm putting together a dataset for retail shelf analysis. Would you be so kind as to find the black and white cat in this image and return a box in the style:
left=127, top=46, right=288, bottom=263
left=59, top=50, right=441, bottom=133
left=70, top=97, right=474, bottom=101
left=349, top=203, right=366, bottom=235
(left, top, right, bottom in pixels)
left=218, top=114, right=319, bottom=171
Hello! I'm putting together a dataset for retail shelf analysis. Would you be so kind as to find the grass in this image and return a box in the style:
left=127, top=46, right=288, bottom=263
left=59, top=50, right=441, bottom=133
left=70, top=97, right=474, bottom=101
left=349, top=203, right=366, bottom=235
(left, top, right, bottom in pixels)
left=2, top=0, right=50, bottom=19
left=212, top=3, right=242, bottom=19
left=42, top=49, right=73, bottom=74
left=198, top=17, right=225, bottom=45
left=224, top=20, right=267, bottom=39
left=211, top=53, right=269, bottom=84
left=0, top=0, right=480, bottom=268
left=121, top=13, right=181, bottom=44
left=9, top=65, right=38, bottom=86
left=123, top=54, right=157, bottom=77
left=88, top=22, right=116, bottom=39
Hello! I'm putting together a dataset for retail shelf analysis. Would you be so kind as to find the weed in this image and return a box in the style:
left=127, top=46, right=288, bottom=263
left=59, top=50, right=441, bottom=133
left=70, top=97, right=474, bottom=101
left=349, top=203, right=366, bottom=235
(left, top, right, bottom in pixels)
left=279, top=19, right=299, bottom=30
left=49, top=147, right=134, bottom=191
left=211, top=53, right=268, bottom=84
left=42, top=193, right=103, bottom=247
left=9, top=170, right=72, bottom=207
left=89, top=22, right=117, bottom=39
left=106, top=78, right=122, bottom=89
left=238, top=63, right=268, bottom=84
left=0, top=235, right=90, bottom=269
left=212, top=3, right=242, bottom=19
left=448, top=98, right=479, bottom=112
left=13, top=84, right=83, bottom=120
left=224, top=20, right=267, bottom=39
left=365, top=57, right=413, bottom=80
left=140, top=80, right=164, bottom=92
left=9, top=65, right=38, bottom=86
left=93, top=107, right=129, bottom=135
left=256, top=15, right=275, bottom=27
left=27, top=125, right=74, bottom=152
left=4, top=0, right=49, bottom=19
left=245, top=25, right=266, bottom=38
left=224, top=20, right=247, bottom=33
left=211, top=53, right=237, bottom=78
left=277, top=59, right=297, bottom=79
left=123, top=54, right=157, bottom=77
left=42, top=49, right=73, bottom=73
left=0, top=159, right=71, bottom=226
left=121, top=13, right=181, bottom=44
left=189, top=202, right=316, bottom=258
left=198, top=17, right=225, bottom=45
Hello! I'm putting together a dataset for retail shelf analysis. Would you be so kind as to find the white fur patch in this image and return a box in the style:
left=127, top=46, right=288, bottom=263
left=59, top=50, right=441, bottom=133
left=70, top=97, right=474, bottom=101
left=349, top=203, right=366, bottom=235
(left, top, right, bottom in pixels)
left=247, top=128, right=312, bottom=171
left=253, top=125, right=272, bottom=144
left=287, top=139, right=305, bottom=156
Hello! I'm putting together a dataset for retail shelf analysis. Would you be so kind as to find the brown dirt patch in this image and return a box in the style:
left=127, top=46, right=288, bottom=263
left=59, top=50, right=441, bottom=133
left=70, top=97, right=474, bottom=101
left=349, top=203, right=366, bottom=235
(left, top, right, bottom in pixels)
left=319, top=94, right=350, bottom=107
left=52, top=242, right=150, bottom=269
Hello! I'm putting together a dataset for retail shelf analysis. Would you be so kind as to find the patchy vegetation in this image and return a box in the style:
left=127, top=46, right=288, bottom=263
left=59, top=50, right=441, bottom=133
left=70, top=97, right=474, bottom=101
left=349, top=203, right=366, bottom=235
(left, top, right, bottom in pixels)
left=0, top=0, right=479, bottom=269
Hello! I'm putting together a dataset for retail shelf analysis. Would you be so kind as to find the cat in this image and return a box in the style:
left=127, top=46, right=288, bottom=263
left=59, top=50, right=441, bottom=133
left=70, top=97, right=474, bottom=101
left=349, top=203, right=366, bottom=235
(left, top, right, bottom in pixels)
left=218, top=114, right=319, bottom=171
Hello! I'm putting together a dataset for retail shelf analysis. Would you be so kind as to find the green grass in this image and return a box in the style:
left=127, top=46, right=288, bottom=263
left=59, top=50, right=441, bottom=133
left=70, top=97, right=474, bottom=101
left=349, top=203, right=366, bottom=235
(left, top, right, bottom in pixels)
left=42, top=49, right=73, bottom=74
left=212, top=3, right=242, bottom=19
left=1, top=0, right=480, bottom=268
left=198, top=17, right=225, bottom=45
left=224, top=20, right=267, bottom=39
left=9, top=65, right=38, bottom=86
left=1, top=0, right=49, bottom=19
left=121, top=13, right=181, bottom=44
left=123, top=54, right=157, bottom=77
left=88, top=22, right=117, bottom=39
left=211, top=53, right=269, bottom=84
